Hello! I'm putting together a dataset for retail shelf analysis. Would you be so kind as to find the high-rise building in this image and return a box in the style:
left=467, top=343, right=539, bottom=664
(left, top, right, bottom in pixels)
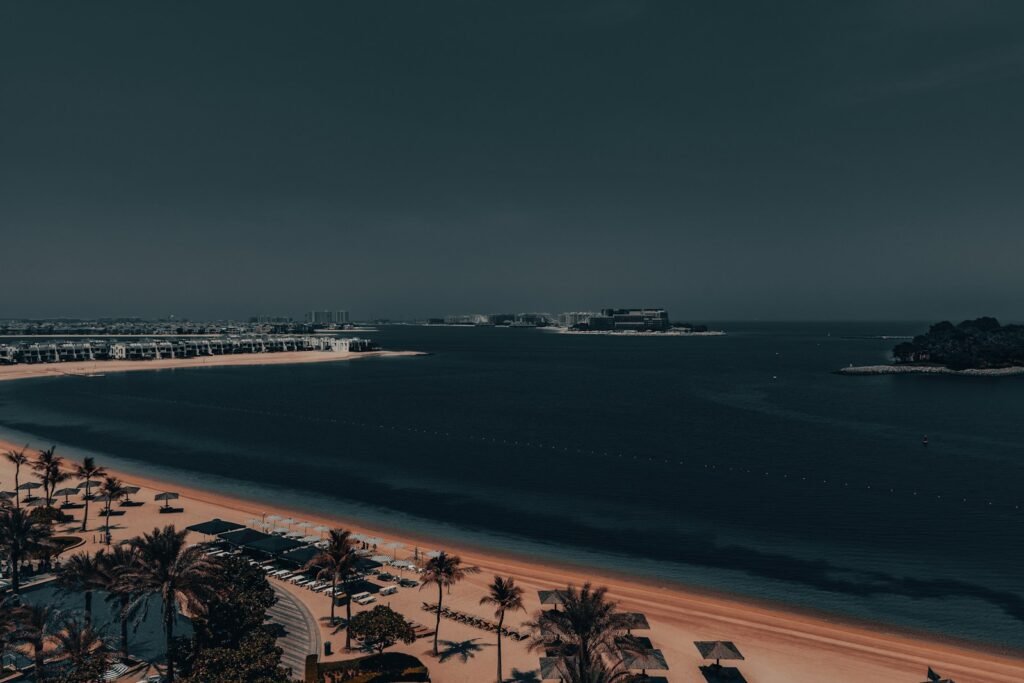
left=581, top=308, right=670, bottom=331
left=304, top=310, right=350, bottom=325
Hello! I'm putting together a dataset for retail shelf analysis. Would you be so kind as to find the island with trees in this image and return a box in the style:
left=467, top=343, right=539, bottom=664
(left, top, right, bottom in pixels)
left=839, top=317, right=1024, bottom=376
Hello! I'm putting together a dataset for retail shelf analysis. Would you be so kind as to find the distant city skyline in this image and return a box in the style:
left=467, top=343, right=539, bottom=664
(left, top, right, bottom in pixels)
left=2, top=2, right=1023, bottom=322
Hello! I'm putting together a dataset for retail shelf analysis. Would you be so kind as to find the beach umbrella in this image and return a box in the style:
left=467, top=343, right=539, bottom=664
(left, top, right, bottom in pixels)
left=425, top=550, right=443, bottom=559
left=154, top=491, right=179, bottom=510
left=246, top=518, right=263, bottom=527
left=54, top=487, right=80, bottom=505
left=121, top=485, right=141, bottom=503
left=539, top=657, right=574, bottom=681
left=621, top=612, right=650, bottom=634
left=16, top=482, right=41, bottom=503
left=384, top=541, right=403, bottom=561
left=272, top=526, right=290, bottom=535
left=0, top=491, right=14, bottom=501
left=620, top=648, right=668, bottom=676
left=301, top=535, right=320, bottom=543
left=77, top=481, right=100, bottom=490
left=285, top=531, right=305, bottom=538
left=370, top=554, right=392, bottom=563
left=294, top=521, right=312, bottom=529
left=280, top=517, right=296, bottom=527
left=538, top=590, right=568, bottom=609
left=694, top=641, right=744, bottom=668
left=313, top=524, right=330, bottom=538
left=266, top=514, right=283, bottom=522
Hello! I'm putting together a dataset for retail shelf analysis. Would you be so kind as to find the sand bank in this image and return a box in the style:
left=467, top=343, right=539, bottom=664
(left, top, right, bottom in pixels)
left=0, top=349, right=425, bottom=383
left=2, top=441, right=1022, bottom=683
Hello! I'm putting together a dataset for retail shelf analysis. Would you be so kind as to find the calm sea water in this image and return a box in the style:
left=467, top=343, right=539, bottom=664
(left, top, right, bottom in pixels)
left=2, top=323, right=1022, bottom=649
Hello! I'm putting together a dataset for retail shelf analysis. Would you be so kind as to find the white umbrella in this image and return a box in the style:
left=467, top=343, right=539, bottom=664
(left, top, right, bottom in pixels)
left=384, top=541, right=403, bottom=561
left=272, top=526, right=289, bottom=535
left=425, top=550, right=443, bottom=559
left=294, top=521, right=312, bottom=529
left=266, top=514, right=283, bottom=522
left=285, top=531, right=304, bottom=539
left=301, top=535, right=320, bottom=543
left=280, top=517, right=296, bottom=527
left=362, top=536, right=383, bottom=546
left=370, top=554, right=392, bottom=563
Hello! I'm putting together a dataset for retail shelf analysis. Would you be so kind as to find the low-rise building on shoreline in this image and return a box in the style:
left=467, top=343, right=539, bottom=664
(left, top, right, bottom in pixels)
left=0, top=336, right=378, bottom=365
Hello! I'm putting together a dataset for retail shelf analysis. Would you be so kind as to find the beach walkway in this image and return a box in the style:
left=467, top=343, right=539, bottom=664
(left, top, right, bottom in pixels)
left=269, top=583, right=320, bottom=676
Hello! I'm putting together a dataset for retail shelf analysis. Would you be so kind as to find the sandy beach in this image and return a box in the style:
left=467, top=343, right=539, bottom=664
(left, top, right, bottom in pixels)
left=0, top=349, right=425, bottom=383
left=2, top=439, right=1022, bottom=683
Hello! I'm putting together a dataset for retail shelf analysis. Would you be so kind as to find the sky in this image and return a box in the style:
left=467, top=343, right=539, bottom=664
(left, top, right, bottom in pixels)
left=2, top=1, right=1023, bottom=321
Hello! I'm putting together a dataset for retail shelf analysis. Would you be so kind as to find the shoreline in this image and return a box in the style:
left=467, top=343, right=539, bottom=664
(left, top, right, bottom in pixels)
left=547, top=329, right=726, bottom=337
left=0, top=349, right=425, bottom=383
left=3, top=437, right=1023, bottom=682
left=837, top=364, right=1024, bottom=376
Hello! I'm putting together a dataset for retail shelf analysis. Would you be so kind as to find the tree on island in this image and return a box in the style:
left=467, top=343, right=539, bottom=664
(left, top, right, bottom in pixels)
left=893, top=317, right=1024, bottom=370
left=347, top=605, right=416, bottom=655
left=480, top=575, right=525, bottom=683
left=420, top=551, right=479, bottom=656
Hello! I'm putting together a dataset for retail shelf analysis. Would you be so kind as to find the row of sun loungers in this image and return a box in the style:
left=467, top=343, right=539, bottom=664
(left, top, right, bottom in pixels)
left=421, top=602, right=529, bottom=641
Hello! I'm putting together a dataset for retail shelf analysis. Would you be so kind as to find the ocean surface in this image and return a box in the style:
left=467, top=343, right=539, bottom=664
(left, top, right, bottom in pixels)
left=2, top=322, right=1022, bottom=649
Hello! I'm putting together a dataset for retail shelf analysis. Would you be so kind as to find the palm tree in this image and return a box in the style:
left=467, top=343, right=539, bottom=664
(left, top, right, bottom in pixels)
left=419, top=551, right=480, bottom=656
left=4, top=446, right=29, bottom=508
left=32, top=446, right=62, bottom=507
left=53, top=616, right=107, bottom=677
left=125, top=525, right=217, bottom=682
left=74, top=456, right=106, bottom=532
left=13, top=603, right=54, bottom=683
left=57, top=551, right=104, bottom=624
left=303, top=528, right=359, bottom=644
left=481, top=575, right=525, bottom=683
left=0, top=506, right=53, bottom=592
left=99, top=476, right=127, bottom=544
left=526, top=583, right=634, bottom=683
left=97, top=544, right=140, bottom=660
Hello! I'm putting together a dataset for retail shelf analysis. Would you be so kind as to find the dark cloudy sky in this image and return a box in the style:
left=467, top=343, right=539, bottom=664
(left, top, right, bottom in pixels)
left=2, top=1, right=1022, bottom=321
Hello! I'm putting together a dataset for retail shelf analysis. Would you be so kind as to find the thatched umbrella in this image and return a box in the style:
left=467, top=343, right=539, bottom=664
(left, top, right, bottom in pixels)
left=121, top=485, right=141, bottom=504
left=694, top=641, right=744, bottom=668
left=54, top=487, right=80, bottom=506
left=620, top=648, right=669, bottom=676
left=154, top=491, right=179, bottom=510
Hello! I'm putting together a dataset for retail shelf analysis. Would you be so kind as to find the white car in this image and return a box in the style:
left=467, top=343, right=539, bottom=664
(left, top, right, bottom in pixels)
left=352, top=591, right=376, bottom=605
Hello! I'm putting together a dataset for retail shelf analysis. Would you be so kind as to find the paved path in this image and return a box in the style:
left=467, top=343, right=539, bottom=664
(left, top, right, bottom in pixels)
left=269, top=583, right=320, bottom=677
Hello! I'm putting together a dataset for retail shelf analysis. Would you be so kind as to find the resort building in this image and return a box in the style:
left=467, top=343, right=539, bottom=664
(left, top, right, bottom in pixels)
left=576, top=308, right=671, bottom=332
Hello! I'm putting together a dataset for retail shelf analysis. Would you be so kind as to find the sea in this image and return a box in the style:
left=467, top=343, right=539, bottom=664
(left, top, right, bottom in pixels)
left=1, top=322, right=1022, bottom=649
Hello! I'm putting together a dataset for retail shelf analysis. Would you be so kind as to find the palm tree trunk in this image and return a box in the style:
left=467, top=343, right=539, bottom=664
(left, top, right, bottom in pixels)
left=345, top=583, right=353, bottom=650
left=120, top=595, right=130, bottom=659
left=85, top=590, right=92, bottom=625
left=165, top=598, right=176, bottom=682
left=81, top=477, right=91, bottom=531
left=10, top=551, right=20, bottom=593
left=34, top=646, right=45, bottom=683
left=433, top=582, right=443, bottom=656
left=496, top=612, right=504, bottom=683
left=13, top=466, right=20, bottom=508
left=330, top=573, right=337, bottom=623
left=105, top=506, right=112, bottom=544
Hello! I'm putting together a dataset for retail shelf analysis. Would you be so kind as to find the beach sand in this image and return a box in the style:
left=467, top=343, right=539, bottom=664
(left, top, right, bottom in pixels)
left=0, top=349, right=425, bottom=383
left=2, top=441, right=1022, bottom=683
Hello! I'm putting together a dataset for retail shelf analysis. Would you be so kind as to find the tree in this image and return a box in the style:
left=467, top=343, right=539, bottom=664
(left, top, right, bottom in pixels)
left=124, top=526, right=217, bottom=682
left=99, top=476, right=127, bottom=544
left=57, top=552, right=104, bottom=624
left=97, top=544, right=141, bottom=660
left=52, top=616, right=108, bottom=683
left=32, top=446, right=62, bottom=507
left=12, top=603, right=54, bottom=683
left=527, top=583, right=634, bottom=683
left=74, top=456, right=106, bottom=533
left=480, top=575, right=525, bottom=682
left=4, top=446, right=29, bottom=508
left=419, top=551, right=479, bottom=655
left=303, top=528, right=358, bottom=642
left=191, top=554, right=276, bottom=650
left=0, top=505, right=53, bottom=592
left=347, top=605, right=416, bottom=655
left=180, top=629, right=292, bottom=683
